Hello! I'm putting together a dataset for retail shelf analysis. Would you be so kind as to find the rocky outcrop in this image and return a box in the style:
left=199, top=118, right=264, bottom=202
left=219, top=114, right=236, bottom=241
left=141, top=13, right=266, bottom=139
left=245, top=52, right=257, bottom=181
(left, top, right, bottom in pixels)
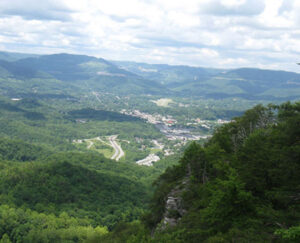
left=159, top=165, right=191, bottom=230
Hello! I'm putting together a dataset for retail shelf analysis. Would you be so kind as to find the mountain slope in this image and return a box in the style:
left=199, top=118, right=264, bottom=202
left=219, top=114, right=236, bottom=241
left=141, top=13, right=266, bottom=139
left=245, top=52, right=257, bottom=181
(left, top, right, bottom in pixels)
left=143, top=102, right=300, bottom=242
left=100, top=102, right=300, bottom=242
left=113, top=61, right=300, bottom=100
left=0, top=51, right=38, bottom=62
left=112, top=60, right=223, bottom=86
left=171, top=68, right=300, bottom=100
left=2, top=51, right=299, bottom=100
left=0, top=143, right=163, bottom=230
left=13, top=54, right=166, bottom=95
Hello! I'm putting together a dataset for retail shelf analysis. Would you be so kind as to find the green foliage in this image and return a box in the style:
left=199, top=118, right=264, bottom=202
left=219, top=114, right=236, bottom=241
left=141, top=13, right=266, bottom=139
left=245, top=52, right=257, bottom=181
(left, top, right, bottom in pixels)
left=68, top=108, right=140, bottom=122
left=113, top=61, right=300, bottom=101
left=143, top=163, right=186, bottom=229
left=0, top=204, right=108, bottom=243
left=0, top=160, right=150, bottom=229
left=275, top=224, right=300, bottom=242
left=0, top=51, right=299, bottom=242
left=0, top=95, right=164, bottom=160
left=0, top=137, right=51, bottom=161
left=45, top=152, right=161, bottom=185
left=141, top=102, right=300, bottom=242
left=96, top=222, right=152, bottom=243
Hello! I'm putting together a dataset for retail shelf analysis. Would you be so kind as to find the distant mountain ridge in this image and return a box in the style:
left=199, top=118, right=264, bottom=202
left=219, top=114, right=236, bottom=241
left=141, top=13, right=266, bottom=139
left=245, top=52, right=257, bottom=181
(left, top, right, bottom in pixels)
left=113, top=60, right=300, bottom=100
left=0, top=51, right=299, bottom=100
left=0, top=52, right=166, bottom=96
left=0, top=51, right=38, bottom=62
left=111, top=60, right=223, bottom=86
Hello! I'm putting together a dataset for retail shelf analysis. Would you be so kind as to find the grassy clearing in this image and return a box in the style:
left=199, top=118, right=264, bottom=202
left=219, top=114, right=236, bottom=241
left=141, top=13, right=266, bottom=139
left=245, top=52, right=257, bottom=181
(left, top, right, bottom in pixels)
left=73, top=137, right=114, bottom=159
left=151, top=98, right=174, bottom=107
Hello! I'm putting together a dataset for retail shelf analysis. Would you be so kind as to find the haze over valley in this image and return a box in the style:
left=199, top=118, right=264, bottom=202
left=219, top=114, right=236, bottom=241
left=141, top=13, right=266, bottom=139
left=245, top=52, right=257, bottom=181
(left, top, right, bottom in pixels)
left=0, top=0, right=299, bottom=242
left=1, top=51, right=299, bottom=165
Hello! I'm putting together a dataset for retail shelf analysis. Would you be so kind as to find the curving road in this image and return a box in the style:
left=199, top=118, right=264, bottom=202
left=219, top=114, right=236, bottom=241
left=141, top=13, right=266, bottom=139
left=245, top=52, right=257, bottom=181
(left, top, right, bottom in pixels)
left=86, top=140, right=94, bottom=149
left=109, top=135, right=124, bottom=161
left=79, top=136, right=124, bottom=161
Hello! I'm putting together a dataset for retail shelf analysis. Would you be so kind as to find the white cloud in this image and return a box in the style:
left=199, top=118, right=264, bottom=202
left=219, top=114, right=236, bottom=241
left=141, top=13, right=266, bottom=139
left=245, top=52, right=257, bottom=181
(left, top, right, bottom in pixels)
left=0, top=0, right=300, bottom=72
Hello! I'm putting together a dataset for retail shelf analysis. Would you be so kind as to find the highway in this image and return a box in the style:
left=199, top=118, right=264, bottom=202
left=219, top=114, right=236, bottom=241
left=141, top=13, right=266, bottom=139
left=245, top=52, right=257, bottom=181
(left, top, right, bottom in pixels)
left=109, top=135, right=124, bottom=161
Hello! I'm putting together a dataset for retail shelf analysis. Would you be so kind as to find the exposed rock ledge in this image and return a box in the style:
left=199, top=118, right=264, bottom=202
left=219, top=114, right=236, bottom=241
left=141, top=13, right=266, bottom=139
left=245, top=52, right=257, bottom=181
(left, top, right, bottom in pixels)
left=157, top=164, right=191, bottom=231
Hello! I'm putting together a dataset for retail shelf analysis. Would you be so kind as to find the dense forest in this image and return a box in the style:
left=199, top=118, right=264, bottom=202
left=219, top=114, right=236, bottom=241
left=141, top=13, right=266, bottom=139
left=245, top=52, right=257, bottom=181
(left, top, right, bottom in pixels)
left=0, top=149, right=162, bottom=242
left=0, top=101, right=299, bottom=242
left=0, top=50, right=299, bottom=243
left=99, top=102, right=300, bottom=242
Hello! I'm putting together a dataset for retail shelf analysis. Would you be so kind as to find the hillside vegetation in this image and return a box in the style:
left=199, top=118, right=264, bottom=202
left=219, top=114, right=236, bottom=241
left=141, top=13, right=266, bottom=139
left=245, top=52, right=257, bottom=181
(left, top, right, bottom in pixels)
left=0, top=51, right=299, bottom=100
left=0, top=51, right=299, bottom=242
left=102, top=102, right=300, bottom=242
left=114, top=61, right=300, bottom=100
left=0, top=148, right=162, bottom=242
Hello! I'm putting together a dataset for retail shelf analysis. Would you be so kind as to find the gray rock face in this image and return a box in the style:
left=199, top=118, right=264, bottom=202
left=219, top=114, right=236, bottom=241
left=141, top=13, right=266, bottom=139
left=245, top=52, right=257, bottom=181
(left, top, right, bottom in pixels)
left=154, top=164, right=191, bottom=234
left=160, top=168, right=191, bottom=229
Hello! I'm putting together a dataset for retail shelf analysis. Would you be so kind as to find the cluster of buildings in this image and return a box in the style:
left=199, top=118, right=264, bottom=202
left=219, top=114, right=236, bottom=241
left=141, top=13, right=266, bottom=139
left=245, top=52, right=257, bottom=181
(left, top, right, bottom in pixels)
left=136, top=153, right=160, bottom=166
left=187, top=118, right=231, bottom=129
left=217, top=119, right=231, bottom=124
left=120, top=109, right=211, bottom=142
left=120, top=109, right=177, bottom=126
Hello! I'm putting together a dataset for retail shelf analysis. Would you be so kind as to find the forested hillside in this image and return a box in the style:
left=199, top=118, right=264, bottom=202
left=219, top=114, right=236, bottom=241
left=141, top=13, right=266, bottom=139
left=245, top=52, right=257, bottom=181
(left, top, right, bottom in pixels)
left=102, top=102, right=300, bottom=242
left=2, top=0, right=300, bottom=241
left=0, top=53, right=165, bottom=96
left=0, top=147, right=163, bottom=242
left=0, top=51, right=299, bottom=101
left=114, top=61, right=300, bottom=101
left=0, top=51, right=299, bottom=242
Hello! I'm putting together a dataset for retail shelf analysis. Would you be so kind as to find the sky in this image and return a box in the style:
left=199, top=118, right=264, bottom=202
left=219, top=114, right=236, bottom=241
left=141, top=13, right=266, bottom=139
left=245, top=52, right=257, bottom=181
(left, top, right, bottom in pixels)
left=0, top=0, right=300, bottom=72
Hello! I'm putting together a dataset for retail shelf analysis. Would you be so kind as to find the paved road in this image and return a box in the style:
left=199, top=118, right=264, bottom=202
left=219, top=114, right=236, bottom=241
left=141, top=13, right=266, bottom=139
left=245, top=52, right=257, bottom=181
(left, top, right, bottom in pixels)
left=86, top=140, right=94, bottom=149
left=92, top=91, right=101, bottom=102
left=109, top=135, right=124, bottom=161
left=78, top=136, right=124, bottom=161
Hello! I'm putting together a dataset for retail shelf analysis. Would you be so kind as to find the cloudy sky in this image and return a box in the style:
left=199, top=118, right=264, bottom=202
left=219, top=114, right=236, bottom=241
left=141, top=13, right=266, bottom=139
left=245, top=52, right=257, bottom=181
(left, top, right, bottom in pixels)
left=1, top=0, right=300, bottom=72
